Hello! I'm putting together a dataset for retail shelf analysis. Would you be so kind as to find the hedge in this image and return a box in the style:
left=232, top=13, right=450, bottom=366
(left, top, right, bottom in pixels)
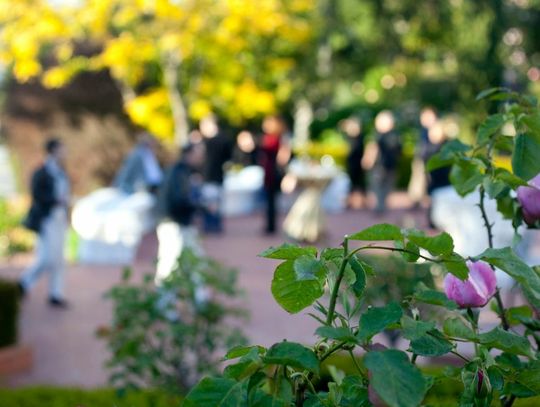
left=0, top=388, right=181, bottom=407
left=0, top=278, right=19, bottom=347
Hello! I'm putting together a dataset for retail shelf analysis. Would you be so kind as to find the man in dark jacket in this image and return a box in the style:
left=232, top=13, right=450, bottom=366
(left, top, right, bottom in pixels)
left=20, top=138, right=70, bottom=308
left=199, top=114, right=232, bottom=233
left=155, top=143, right=205, bottom=284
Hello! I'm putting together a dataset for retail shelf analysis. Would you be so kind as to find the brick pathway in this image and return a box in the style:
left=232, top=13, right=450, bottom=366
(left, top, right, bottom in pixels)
left=0, top=194, right=536, bottom=388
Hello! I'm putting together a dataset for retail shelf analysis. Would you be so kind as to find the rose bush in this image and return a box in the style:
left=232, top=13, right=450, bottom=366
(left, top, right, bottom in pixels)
left=183, top=89, right=540, bottom=407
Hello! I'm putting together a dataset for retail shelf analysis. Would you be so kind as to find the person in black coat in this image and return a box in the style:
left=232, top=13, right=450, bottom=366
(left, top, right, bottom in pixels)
left=20, top=138, right=70, bottom=308
left=341, top=117, right=366, bottom=209
left=199, top=114, right=232, bottom=233
left=155, top=143, right=205, bottom=283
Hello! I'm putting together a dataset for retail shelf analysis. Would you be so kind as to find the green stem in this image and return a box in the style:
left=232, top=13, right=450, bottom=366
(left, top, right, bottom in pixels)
left=319, top=341, right=347, bottom=362
left=326, top=238, right=349, bottom=326
left=450, top=350, right=471, bottom=363
left=348, top=349, right=367, bottom=376
left=349, top=245, right=446, bottom=263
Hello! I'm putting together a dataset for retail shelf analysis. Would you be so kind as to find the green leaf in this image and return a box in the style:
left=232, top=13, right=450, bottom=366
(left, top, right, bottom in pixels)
left=413, top=287, right=458, bottom=310
left=348, top=256, right=367, bottom=296
left=442, top=253, right=469, bottom=280
left=271, top=260, right=324, bottom=314
left=512, top=132, right=540, bottom=181
left=516, top=360, right=540, bottom=395
left=426, top=140, right=472, bottom=171
left=224, top=348, right=262, bottom=380
left=476, top=87, right=508, bottom=101
left=401, top=316, right=436, bottom=340
left=321, top=247, right=344, bottom=261
left=477, top=247, right=540, bottom=300
left=224, top=345, right=265, bottom=360
left=493, top=168, right=527, bottom=188
left=348, top=223, right=403, bottom=241
left=409, top=330, right=453, bottom=357
left=357, top=301, right=403, bottom=341
left=315, top=326, right=357, bottom=342
left=450, top=159, right=485, bottom=196
left=505, top=305, right=533, bottom=326
left=522, top=113, right=540, bottom=135
left=406, top=230, right=454, bottom=256
left=293, top=255, right=326, bottom=281
left=477, top=113, right=505, bottom=144
left=259, top=243, right=317, bottom=260
left=478, top=327, right=532, bottom=356
left=364, top=349, right=427, bottom=407
left=183, top=377, right=246, bottom=407
left=443, top=317, right=476, bottom=340
left=483, top=176, right=508, bottom=199
left=263, top=342, right=319, bottom=373
left=395, top=239, right=420, bottom=262
left=340, top=376, right=370, bottom=406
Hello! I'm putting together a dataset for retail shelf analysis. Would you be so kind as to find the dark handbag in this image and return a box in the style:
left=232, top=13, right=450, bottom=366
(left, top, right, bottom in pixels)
left=22, top=205, right=41, bottom=233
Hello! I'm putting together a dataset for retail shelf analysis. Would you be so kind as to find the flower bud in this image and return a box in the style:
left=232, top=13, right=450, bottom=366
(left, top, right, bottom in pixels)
left=471, top=369, right=492, bottom=406
left=517, top=173, right=540, bottom=226
left=444, top=261, right=497, bottom=308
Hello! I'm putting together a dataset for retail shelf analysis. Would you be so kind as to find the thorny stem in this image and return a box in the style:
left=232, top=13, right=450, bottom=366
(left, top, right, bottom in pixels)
left=326, top=238, right=349, bottom=326
left=479, top=186, right=510, bottom=331
left=450, top=350, right=471, bottom=363
left=480, top=141, right=515, bottom=407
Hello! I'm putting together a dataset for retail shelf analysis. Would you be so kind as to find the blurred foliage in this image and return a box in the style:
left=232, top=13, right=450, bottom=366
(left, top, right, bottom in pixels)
left=0, top=198, right=34, bottom=257
left=0, top=387, right=181, bottom=407
left=1, top=0, right=540, bottom=146
left=0, top=0, right=315, bottom=144
left=100, top=248, right=247, bottom=394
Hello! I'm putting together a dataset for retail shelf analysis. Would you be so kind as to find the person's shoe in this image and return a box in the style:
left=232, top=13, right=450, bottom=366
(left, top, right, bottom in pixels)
left=48, top=297, right=69, bottom=309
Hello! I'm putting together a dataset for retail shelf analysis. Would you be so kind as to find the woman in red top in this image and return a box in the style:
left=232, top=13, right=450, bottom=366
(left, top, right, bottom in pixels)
left=259, top=115, right=290, bottom=234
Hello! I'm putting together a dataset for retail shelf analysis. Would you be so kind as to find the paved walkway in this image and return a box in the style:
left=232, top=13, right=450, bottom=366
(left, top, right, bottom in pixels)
left=0, top=195, right=536, bottom=388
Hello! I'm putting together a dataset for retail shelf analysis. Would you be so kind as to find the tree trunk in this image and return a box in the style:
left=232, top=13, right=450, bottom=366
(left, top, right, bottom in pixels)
left=162, top=51, right=189, bottom=147
left=293, top=98, right=313, bottom=148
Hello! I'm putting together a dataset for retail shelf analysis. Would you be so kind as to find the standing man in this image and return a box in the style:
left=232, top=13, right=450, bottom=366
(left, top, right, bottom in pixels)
left=362, top=111, right=402, bottom=213
left=155, top=143, right=205, bottom=284
left=199, top=114, right=232, bottom=234
left=20, top=138, right=70, bottom=308
left=114, top=131, right=163, bottom=194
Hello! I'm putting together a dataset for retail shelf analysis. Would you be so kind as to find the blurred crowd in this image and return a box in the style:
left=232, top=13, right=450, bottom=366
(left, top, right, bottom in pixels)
left=18, top=108, right=454, bottom=307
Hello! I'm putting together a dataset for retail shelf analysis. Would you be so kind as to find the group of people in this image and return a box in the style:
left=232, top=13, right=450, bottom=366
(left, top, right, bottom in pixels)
left=343, top=107, right=449, bottom=214
left=17, top=113, right=291, bottom=307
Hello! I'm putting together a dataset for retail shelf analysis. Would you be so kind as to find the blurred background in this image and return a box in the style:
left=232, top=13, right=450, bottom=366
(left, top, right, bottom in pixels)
left=1, top=0, right=540, bottom=404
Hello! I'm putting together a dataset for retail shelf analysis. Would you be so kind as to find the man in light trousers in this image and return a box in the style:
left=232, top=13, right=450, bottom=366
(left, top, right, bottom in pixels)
left=19, top=138, right=70, bottom=308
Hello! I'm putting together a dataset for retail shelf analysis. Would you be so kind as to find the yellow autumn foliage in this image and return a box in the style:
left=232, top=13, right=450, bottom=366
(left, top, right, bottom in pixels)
left=0, top=0, right=316, bottom=142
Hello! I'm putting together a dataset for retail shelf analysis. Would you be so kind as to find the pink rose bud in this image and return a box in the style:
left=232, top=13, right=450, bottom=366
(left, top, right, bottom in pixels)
left=443, top=261, right=497, bottom=308
left=517, top=173, right=540, bottom=225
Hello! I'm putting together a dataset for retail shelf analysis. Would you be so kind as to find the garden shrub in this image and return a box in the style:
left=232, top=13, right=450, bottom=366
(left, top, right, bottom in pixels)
left=0, top=278, right=19, bottom=347
left=0, top=199, right=34, bottom=257
left=182, top=89, right=540, bottom=406
left=100, top=249, right=247, bottom=394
